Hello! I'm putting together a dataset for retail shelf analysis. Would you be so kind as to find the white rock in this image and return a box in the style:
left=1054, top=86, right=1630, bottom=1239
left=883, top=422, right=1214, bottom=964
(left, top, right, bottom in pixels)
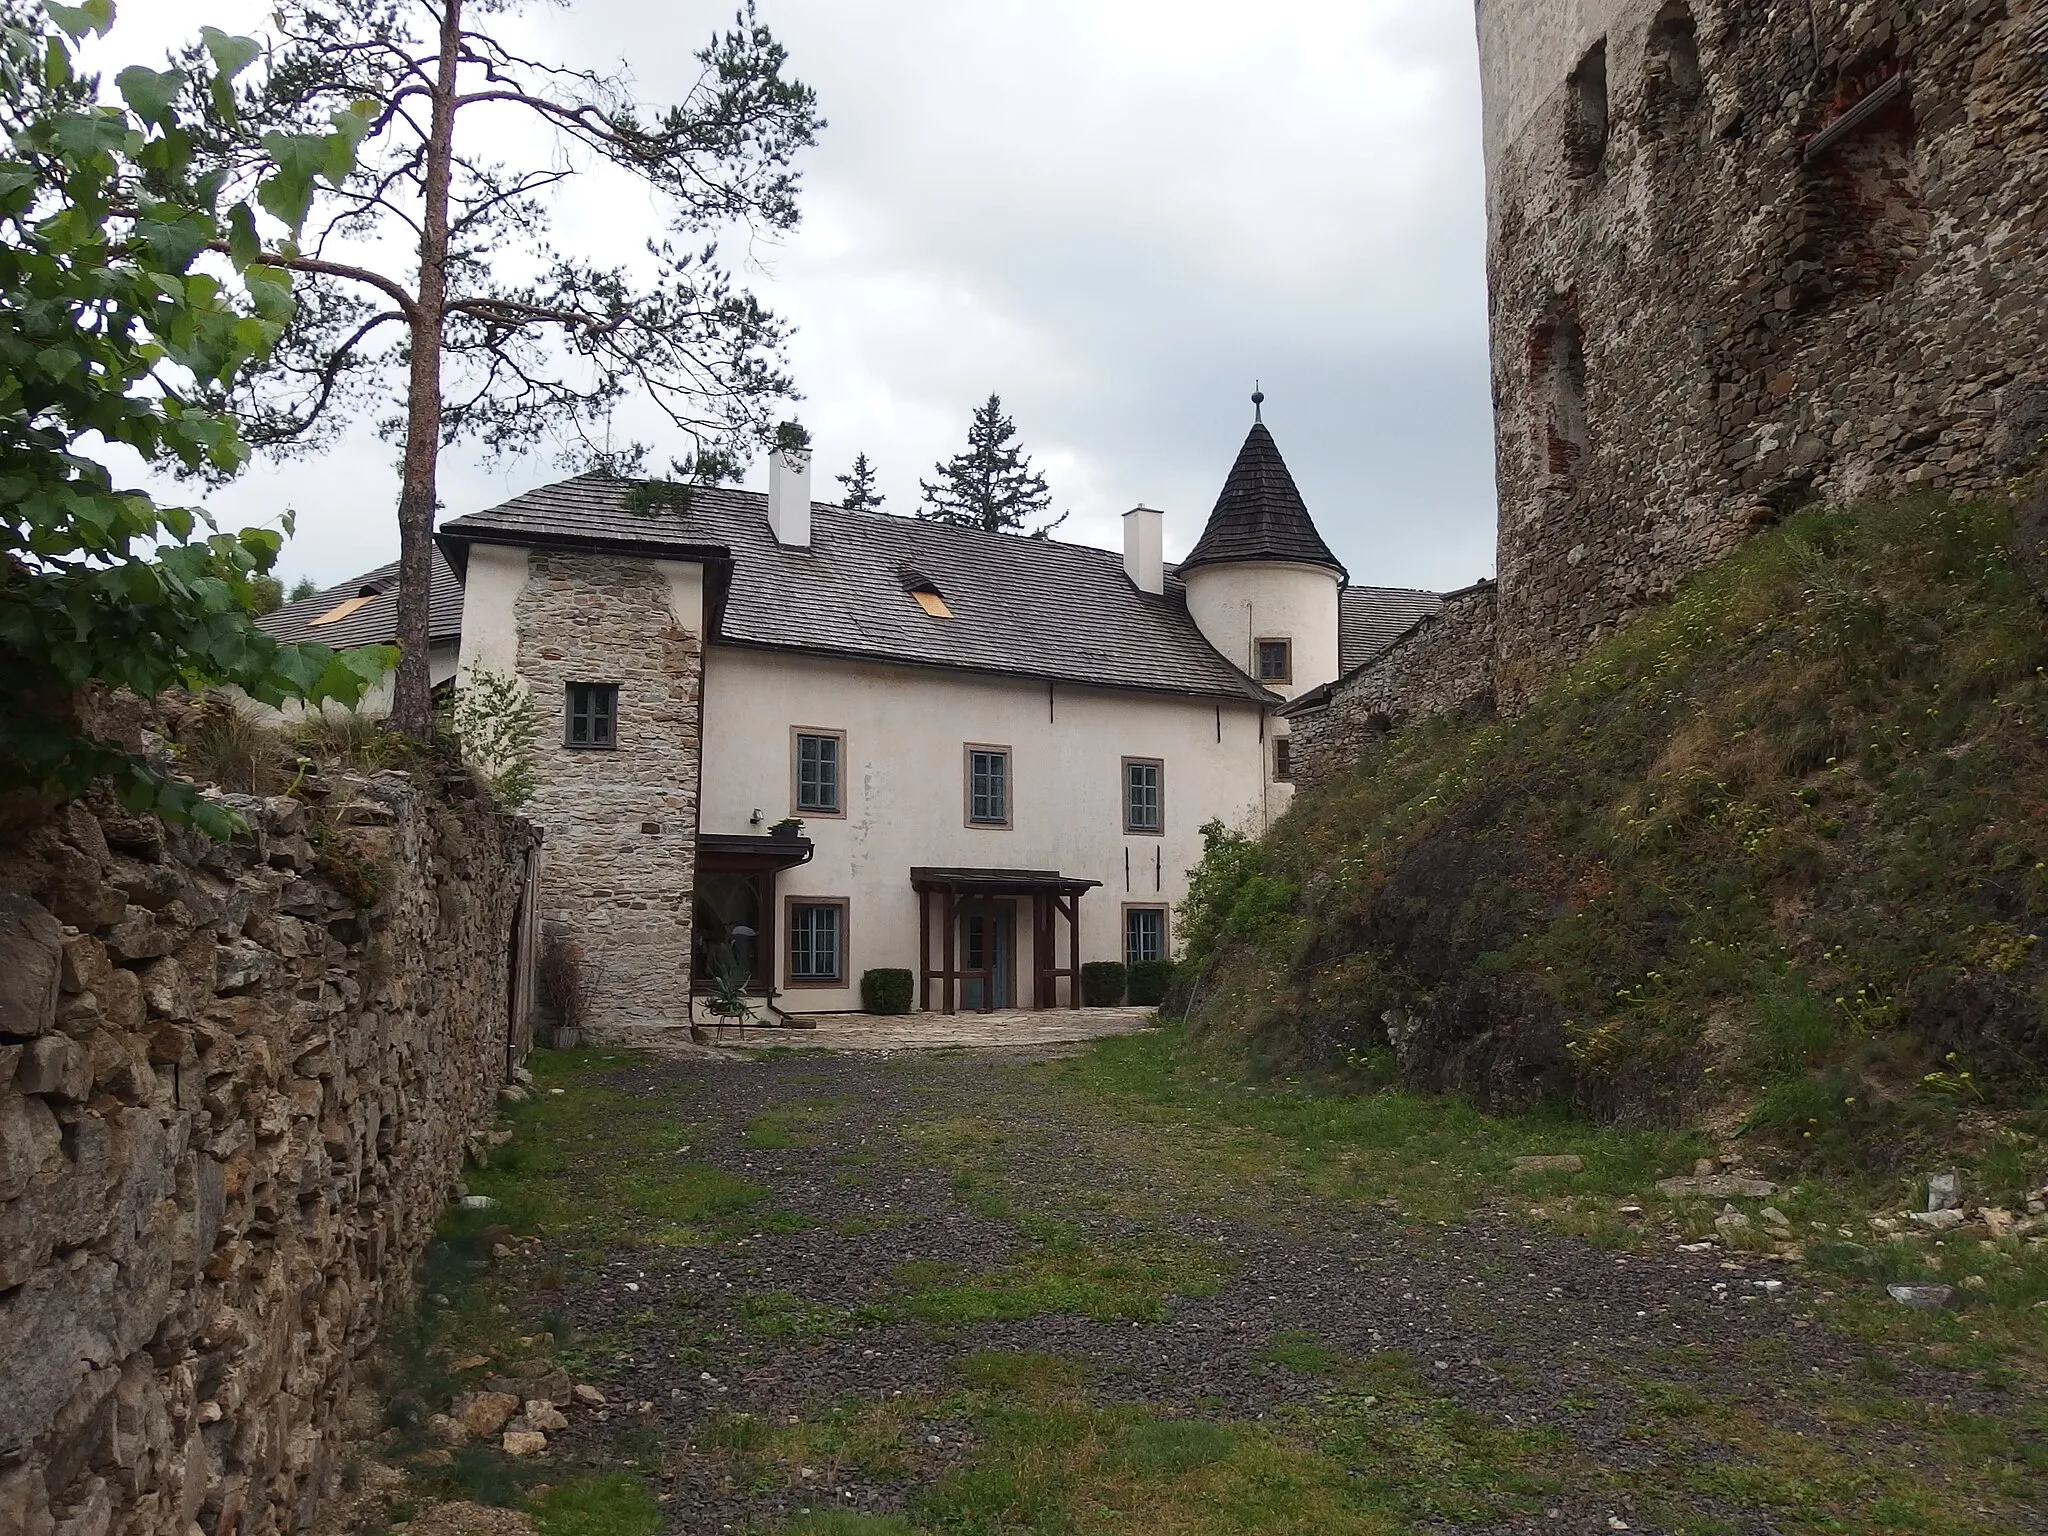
left=1926, top=1170, right=1961, bottom=1211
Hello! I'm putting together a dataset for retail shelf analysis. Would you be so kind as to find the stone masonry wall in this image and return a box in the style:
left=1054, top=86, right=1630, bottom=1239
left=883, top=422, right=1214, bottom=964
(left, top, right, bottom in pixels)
left=0, top=767, right=535, bottom=1536
left=1479, top=0, right=2048, bottom=704
left=1287, top=583, right=1501, bottom=791
left=514, top=553, right=703, bottom=1034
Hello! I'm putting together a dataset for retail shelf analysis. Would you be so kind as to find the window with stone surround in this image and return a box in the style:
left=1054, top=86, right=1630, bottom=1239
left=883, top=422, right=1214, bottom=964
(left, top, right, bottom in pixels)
left=564, top=682, right=617, bottom=749
left=792, top=729, right=845, bottom=816
left=1564, top=40, right=1609, bottom=178
left=965, top=746, right=1010, bottom=827
left=1273, top=736, right=1293, bottom=782
left=1124, top=905, right=1167, bottom=967
left=1256, top=638, right=1292, bottom=683
left=1124, top=757, right=1163, bottom=835
left=786, top=898, right=848, bottom=986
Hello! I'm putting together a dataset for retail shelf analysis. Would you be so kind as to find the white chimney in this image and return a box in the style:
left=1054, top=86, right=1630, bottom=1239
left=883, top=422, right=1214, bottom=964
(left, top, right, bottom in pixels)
left=767, top=448, right=813, bottom=548
left=1122, top=503, right=1164, bottom=594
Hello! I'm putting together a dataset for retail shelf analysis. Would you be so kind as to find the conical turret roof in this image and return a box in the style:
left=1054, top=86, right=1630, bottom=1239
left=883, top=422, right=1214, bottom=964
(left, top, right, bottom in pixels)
left=1178, top=421, right=1346, bottom=580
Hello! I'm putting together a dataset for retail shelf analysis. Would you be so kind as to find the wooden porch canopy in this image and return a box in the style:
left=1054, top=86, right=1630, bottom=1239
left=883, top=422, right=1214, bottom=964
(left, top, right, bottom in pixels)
left=910, top=867, right=1101, bottom=1015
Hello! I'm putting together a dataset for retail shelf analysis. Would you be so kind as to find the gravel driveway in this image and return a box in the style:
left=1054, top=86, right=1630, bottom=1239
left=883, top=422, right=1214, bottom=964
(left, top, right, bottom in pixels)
left=473, top=1044, right=2045, bottom=1536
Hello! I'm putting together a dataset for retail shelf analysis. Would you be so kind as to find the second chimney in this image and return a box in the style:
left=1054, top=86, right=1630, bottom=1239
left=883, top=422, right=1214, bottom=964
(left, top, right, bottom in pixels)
left=1122, top=504, right=1163, bottom=595
left=767, top=448, right=813, bottom=548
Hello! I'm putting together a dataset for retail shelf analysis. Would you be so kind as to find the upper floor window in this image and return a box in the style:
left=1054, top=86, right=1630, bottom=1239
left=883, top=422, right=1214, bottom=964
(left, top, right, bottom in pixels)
left=565, top=682, right=617, bottom=749
left=787, top=898, right=847, bottom=985
left=1256, top=638, right=1292, bottom=684
left=793, top=729, right=844, bottom=815
left=1124, top=757, right=1163, bottom=835
left=966, top=746, right=1010, bottom=827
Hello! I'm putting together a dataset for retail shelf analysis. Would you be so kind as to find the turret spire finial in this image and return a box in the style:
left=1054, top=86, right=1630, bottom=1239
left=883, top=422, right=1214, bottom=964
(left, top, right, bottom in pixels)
left=1251, top=381, right=1265, bottom=424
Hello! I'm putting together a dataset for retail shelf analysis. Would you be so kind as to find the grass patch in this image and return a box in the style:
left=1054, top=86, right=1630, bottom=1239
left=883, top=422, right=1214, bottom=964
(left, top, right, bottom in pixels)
left=896, top=1220, right=1225, bottom=1325
left=528, top=1473, right=661, bottom=1536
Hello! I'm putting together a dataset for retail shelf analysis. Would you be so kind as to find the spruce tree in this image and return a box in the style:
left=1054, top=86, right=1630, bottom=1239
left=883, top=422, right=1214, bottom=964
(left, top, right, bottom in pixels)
left=837, top=453, right=884, bottom=513
left=919, top=395, right=1066, bottom=537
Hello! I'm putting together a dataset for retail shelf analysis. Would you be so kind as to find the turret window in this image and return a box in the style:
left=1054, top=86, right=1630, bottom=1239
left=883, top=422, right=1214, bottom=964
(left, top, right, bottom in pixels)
left=1256, top=638, right=1292, bottom=683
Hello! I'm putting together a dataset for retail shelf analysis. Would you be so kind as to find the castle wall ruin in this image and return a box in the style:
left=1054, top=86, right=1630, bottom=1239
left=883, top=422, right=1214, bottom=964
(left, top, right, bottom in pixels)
left=1477, top=0, right=2048, bottom=700
left=0, top=769, right=536, bottom=1536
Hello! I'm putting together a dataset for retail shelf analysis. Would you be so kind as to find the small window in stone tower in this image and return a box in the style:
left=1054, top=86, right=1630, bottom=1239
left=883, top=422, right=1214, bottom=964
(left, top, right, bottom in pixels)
left=565, top=682, right=618, bottom=749
left=1792, top=59, right=1926, bottom=312
left=1564, top=40, right=1609, bottom=177
left=1256, top=638, right=1292, bottom=683
left=1530, top=312, right=1590, bottom=484
left=1644, top=3, right=1704, bottom=127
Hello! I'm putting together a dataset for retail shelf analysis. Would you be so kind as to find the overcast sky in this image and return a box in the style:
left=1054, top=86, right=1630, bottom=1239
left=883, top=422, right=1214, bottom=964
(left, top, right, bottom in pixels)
left=109, top=0, right=1496, bottom=594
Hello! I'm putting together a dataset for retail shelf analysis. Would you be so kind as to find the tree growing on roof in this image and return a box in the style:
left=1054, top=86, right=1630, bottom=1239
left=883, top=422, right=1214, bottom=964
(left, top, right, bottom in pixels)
left=836, top=452, right=884, bottom=514
left=919, top=394, right=1067, bottom=538
left=181, top=0, right=823, bottom=739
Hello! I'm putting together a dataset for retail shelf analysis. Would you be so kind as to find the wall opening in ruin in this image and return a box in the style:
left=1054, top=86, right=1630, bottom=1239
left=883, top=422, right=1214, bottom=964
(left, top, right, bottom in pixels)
left=1564, top=40, right=1610, bottom=177
left=1644, top=3, right=1704, bottom=127
left=1791, top=60, right=1929, bottom=312
left=1529, top=312, right=1590, bottom=486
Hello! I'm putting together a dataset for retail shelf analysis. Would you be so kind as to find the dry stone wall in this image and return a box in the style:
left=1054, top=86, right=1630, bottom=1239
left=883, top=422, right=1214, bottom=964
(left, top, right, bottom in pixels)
left=513, top=552, right=704, bottom=1034
left=1286, top=583, right=1501, bottom=790
left=1478, top=0, right=2048, bottom=702
left=0, top=767, right=535, bottom=1536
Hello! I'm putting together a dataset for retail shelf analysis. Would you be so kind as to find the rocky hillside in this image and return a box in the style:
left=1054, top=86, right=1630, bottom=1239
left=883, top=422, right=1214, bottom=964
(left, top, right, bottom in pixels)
left=1181, top=495, right=2048, bottom=1168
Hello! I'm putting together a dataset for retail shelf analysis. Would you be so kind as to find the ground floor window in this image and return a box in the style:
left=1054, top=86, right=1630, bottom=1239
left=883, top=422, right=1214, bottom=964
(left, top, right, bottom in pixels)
left=1124, top=905, right=1166, bottom=966
left=787, top=898, right=848, bottom=985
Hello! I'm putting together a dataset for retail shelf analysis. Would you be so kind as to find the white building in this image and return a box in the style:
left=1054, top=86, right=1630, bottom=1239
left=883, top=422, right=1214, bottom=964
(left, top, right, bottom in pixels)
left=271, top=413, right=1440, bottom=1033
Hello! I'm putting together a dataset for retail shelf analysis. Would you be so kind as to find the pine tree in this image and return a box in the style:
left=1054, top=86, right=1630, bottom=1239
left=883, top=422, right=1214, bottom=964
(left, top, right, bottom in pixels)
left=836, top=453, right=885, bottom=513
left=919, top=395, right=1067, bottom=537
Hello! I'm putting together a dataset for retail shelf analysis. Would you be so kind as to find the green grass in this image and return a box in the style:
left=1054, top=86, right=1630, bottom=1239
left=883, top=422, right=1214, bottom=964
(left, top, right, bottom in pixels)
left=528, top=1473, right=661, bottom=1536
left=1175, top=495, right=2048, bottom=1175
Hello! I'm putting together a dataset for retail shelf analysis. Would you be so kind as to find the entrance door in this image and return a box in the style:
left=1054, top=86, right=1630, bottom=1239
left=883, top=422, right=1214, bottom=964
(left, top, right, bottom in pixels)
left=960, top=904, right=1014, bottom=1011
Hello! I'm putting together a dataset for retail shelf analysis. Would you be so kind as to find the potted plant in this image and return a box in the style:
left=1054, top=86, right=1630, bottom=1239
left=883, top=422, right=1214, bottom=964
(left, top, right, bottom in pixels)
left=768, top=817, right=804, bottom=841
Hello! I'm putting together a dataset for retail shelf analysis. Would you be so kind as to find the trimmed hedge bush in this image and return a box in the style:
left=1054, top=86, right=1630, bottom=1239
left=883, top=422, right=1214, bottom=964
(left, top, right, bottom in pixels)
left=1126, top=959, right=1176, bottom=1007
left=861, top=968, right=914, bottom=1014
left=1081, top=960, right=1128, bottom=1007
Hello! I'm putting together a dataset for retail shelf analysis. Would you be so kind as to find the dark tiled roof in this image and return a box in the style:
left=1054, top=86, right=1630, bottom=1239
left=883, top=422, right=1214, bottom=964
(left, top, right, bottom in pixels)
left=438, top=475, right=1277, bottom=703
left=1341, top=585, right=1444, bottom=672
left=1178, top=422, right=1346, bottom=579
left=258, top=549, right=464, bottom=651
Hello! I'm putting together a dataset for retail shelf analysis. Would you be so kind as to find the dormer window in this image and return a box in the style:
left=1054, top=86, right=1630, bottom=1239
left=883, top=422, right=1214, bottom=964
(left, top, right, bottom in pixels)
left=1256, top=638, right=1292, bottom=683
left=309, top=583, right=381, bottom=627
left=901, top=568, right=953, bottom=618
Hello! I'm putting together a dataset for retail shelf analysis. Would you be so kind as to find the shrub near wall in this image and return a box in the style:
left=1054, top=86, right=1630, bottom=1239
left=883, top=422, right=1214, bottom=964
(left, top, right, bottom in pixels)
left=0, top=762, right=535, bottom=1536
left=1082, top=961, right=1128, bottom=1007
left=861, top=968, right=913, bottom=1015
left=1126, top=960, right=1176, bottom=1008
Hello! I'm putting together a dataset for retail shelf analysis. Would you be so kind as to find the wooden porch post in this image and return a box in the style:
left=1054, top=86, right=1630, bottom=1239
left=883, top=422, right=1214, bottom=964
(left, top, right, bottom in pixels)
left=942, top=885, right=957, bottom=1015
left=1069, top=887, right=1083, bottom=1010
left=918, top=886, right=930, bottom=1012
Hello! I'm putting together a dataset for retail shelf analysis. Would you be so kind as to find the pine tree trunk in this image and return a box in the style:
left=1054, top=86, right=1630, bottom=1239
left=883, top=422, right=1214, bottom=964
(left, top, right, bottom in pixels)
left=389, top=0, right=462, bottom=740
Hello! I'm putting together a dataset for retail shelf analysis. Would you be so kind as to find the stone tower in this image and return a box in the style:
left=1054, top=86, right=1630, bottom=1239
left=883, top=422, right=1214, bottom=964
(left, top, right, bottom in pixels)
left=1475, top=0, right=2048, bottom=698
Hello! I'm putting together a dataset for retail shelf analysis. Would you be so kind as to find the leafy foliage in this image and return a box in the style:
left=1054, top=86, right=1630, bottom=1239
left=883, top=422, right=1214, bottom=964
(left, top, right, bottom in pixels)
left=179, top=0, right=823, bottom=734
left=0, top=0, right=389, bottom=835
left=1189, top=496, right=2048, bottom=1160
left=451, top=665, right=539, bottom=807
left=919, top=394, right=1066, bottom=537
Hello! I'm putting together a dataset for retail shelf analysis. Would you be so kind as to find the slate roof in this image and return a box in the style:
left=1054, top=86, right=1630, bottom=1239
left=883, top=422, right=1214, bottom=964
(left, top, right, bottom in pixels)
left=258, top=548, right=464, bottom=651
left=1341, top=585, right=1444, bottom=673
left=1178, top=422, right=1347, bottom=579
left=437, top=475, right=1279, bottom=703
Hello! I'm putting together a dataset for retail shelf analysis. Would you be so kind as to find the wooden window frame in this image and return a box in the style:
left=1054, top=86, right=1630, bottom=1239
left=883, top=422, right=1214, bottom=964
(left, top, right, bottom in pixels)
left=783, top=896, right=850, bottom=988
left=1122, top=903, right=1169, bottom=967
left=964, top=744, right=1012, bottom=829
left=564, top=681, right=619, bottom=750
left=1255, top=637, right=1293, bottom=684
left=790, top=727, right=848, bottom=818
left=1273, top=735, right=1293, bottom=782
left=1123, top=756, right=1164, bottom=836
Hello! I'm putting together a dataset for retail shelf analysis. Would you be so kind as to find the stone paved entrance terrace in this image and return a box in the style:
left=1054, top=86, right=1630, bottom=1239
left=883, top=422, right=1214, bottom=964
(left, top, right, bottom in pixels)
left=718, top=1006, right=1154, bottom=1052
